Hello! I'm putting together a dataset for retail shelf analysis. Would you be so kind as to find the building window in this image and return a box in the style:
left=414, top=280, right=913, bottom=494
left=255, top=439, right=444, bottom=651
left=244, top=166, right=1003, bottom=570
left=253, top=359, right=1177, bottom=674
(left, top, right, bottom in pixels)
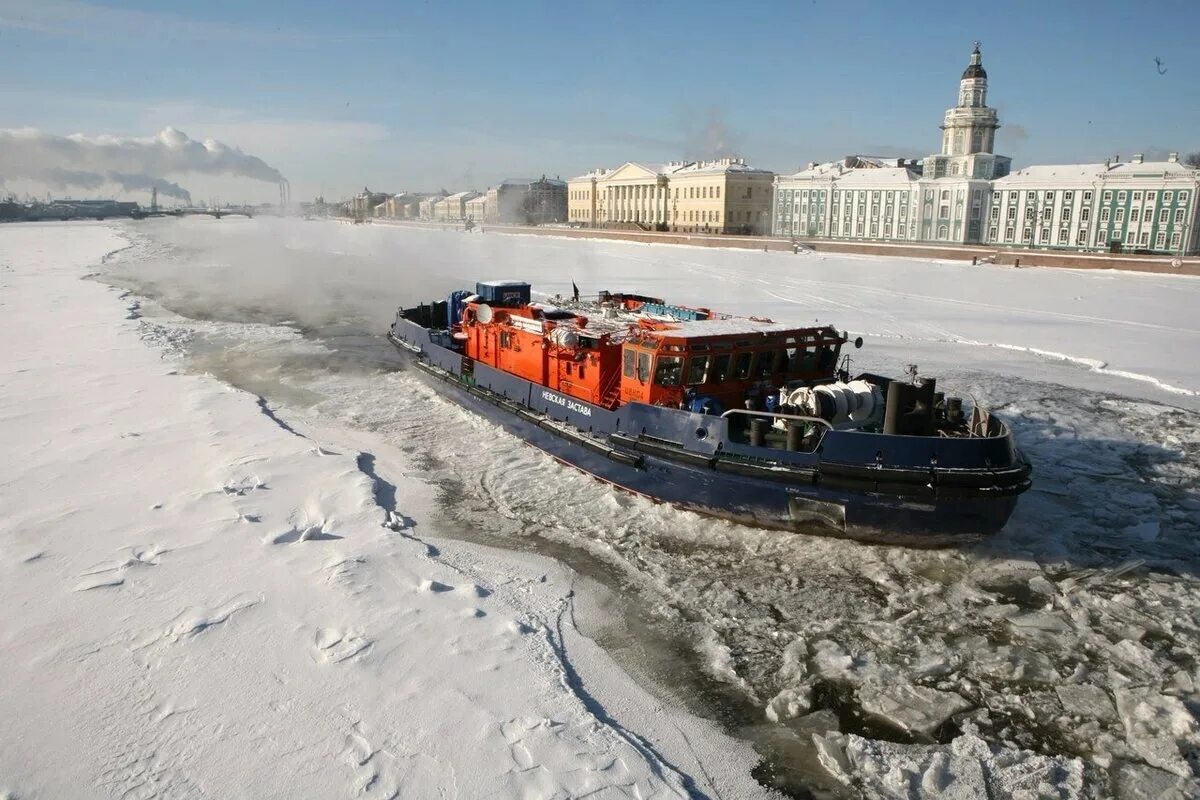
left=992, top=191, right=1001, bottom=201
left=1116, top=208, right=1125, bottom=222
left=1178, top=191, right=1189, bottom=203
left=1165, top=191, right=1174, bottom=203
left=1064, top=191, right=1074, bottom=202
left=1176, top=209, right=1186, bottom=223
left=1103, top=191, right=1112, bottom=202
left=1140, top=231, right=1149, bottom=246
left=1131, top=208, right=1141, bottom=222
left=1058, top=228, right=1069, bottom=243
left=1172, top=232, right=1182, bottom=248
left=939, top=205, right=949, bottom=219
left=1045, top=191, right=1055, bottom=202
left=1043, top=207, right=1053, bottom=221
left=1025, top=207, right=1035, bottom=221
left=991, top=207, right=1000, bottom=221
left=1159, top=208, right=1169, bottom=223
left=1061, top=208, right=1072, bottom=222
left=1039, top=228, right=1050, bottom=243
left=1080, top=208, right=1090, bottom=222
left=988, top=226, right=998, bottom=240
left=1023, top=227, right=1033, bottom=241
left=1100, top=208, right=1110, bottom=222
left=1133, top=191, right=1142, bottom=201
left=1083, top=191, right=1092, bottom=202
left=1118, top=191, right=1127, bottom=203
left=1077, top=229, right=1087, bottom=245
left=941, top=190, right=950, bottom=200
left=937, top=225, right=948, bottom=239
left=1157, top=232, right=1167, bottom=249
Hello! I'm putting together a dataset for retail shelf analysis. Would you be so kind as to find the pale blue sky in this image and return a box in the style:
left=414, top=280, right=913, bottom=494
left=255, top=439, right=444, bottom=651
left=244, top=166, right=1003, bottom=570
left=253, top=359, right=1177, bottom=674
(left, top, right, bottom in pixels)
left=1, top=0, right=1197, bottom=203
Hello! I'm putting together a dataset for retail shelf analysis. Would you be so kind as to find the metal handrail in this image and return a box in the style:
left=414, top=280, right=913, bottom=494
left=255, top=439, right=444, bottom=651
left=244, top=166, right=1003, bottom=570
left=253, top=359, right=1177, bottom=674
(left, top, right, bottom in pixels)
left=719, top=408, right=833, bottom=430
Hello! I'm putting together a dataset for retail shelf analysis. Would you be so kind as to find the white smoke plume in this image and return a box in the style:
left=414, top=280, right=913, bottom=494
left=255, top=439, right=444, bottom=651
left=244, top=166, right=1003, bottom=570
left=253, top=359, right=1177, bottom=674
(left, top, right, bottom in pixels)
left=0, top=126, right=286, bottom=202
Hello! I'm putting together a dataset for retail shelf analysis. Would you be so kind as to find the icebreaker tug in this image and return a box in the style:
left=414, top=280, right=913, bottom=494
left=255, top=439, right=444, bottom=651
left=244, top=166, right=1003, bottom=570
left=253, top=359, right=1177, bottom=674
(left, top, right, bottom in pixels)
left=388, top=280, right=1031, bottom=544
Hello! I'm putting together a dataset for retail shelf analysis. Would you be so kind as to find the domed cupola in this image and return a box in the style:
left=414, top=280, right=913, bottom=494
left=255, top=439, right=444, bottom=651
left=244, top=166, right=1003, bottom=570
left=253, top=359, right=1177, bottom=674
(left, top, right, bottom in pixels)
left=961, top=42, right=987, bottom=80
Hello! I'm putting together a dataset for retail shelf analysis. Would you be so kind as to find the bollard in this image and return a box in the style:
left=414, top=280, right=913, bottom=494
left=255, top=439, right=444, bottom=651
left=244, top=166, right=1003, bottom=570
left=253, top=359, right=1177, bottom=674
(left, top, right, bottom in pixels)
left=786, top=421, right=805, bottom=451
left=946, top=396, right=964, bottom=425
left=750, top=417, right=769, bottom=447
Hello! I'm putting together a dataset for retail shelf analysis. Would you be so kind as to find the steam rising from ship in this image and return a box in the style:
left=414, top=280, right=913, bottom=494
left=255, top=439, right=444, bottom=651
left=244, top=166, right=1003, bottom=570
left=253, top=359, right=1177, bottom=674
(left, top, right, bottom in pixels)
left=0, top=126, right=286, bottom=202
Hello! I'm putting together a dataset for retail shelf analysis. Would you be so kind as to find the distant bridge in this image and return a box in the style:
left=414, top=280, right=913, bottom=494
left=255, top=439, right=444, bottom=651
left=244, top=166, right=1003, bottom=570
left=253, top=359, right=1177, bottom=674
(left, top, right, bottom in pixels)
left=132, top=206, right=257, bottom=220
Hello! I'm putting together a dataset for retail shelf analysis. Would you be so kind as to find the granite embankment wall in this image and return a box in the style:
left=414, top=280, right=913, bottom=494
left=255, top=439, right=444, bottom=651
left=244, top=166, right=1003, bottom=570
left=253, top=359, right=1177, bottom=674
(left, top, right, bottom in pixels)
left=360, top=218, right=1200, bottom=276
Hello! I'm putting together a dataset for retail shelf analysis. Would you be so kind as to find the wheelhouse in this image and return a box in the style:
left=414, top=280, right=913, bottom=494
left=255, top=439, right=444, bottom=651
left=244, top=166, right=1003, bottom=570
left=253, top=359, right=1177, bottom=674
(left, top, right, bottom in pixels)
left=619, top=319, right=844, bottom=411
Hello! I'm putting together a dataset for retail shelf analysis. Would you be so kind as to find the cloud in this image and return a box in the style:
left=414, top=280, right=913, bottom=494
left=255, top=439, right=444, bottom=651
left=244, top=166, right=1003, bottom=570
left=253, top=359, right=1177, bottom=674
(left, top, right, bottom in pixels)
left=107, top=173, right=192, bottom=202
left=0, top=126, right=285, bottom=201
left=28, top=167, right=192, bottom=202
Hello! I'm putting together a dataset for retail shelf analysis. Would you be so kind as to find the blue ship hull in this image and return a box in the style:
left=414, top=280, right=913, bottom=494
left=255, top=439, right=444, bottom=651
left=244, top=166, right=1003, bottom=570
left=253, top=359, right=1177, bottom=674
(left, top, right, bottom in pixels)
left=389, top=319, right=1030, bottom=545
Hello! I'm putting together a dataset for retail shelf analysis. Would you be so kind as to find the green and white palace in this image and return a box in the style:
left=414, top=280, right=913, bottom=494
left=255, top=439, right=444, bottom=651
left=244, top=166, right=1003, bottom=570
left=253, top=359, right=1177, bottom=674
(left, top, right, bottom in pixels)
left=772, top=44, right=1199, bottom=256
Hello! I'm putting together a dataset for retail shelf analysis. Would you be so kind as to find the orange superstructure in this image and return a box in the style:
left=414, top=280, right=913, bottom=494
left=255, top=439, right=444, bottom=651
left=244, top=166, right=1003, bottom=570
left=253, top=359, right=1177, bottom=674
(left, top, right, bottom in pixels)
left=458, top=283, right=847, bottom=413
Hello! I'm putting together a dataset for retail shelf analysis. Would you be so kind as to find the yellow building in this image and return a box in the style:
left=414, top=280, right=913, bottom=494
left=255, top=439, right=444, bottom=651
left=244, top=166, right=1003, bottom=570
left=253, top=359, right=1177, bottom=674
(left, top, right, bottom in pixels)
left=568, top=158, right=774, bottom=234
left=567, top=168, right=608, bottom=226
left=667, top=158, right=775, bottom=235
left=464, top=193, right=487, bottom=224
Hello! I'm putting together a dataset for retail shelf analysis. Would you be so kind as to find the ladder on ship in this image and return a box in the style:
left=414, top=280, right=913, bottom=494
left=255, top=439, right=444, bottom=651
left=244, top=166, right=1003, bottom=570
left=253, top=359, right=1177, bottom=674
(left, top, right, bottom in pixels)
left=599, top=371, right=621, bottom=408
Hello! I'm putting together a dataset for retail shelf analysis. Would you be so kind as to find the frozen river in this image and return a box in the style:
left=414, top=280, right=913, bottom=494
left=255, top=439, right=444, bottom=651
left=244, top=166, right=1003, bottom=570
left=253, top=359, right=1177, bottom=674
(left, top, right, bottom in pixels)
left=104, top=217, right=1200, bottom=798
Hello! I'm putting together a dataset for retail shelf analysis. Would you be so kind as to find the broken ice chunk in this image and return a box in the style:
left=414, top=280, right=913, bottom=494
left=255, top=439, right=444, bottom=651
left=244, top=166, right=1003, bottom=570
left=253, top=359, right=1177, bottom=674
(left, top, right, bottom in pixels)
left=859, top=683, right=972, bottom=738
left=1113, top=688, right=1199, bottom=778
left=765, top=686, right=812, bottom=723
left=1054, top=684, right=1116, bottom=723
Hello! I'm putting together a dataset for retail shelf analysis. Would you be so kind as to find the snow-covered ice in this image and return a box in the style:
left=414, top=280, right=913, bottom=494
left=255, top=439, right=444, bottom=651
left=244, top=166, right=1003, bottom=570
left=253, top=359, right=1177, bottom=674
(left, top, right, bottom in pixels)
left=7, top=216, right=1199, bottom=799
left=0, top=222, right=768, bottom=799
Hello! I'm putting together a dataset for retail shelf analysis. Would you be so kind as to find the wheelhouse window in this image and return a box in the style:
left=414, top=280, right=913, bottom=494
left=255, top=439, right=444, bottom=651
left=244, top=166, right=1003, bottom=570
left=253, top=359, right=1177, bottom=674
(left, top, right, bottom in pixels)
left=637, top=351, right=651, bottom=382
left=753, top=352, right=774, bottom=380
left=623, top=348, right=635, bottom=378
left=711, top=353, right=732, bottom=383
left=733, top=352, right=753, bottom=380
left=687, top=355, right=709, bottom=385
left=654, top=356, right=683, bottom=387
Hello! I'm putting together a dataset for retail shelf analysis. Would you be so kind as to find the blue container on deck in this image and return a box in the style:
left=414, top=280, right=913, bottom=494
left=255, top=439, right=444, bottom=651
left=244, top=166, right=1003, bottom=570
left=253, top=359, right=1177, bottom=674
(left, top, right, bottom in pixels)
left=476, top=281, right=531, bottom=306
left=448, top=289, right=472, bottom=329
